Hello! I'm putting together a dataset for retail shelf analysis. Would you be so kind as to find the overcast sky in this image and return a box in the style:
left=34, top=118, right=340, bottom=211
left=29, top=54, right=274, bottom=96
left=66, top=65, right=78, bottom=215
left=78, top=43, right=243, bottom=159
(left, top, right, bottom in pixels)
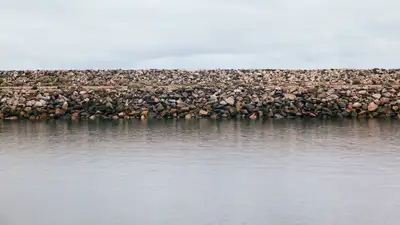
left=1, top=0, right=399, bottom=69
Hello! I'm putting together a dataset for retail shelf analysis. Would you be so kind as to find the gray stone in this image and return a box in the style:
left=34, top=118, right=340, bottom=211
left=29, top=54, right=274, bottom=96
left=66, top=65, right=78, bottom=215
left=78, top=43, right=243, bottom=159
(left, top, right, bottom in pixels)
left=338, top=102, right=346, bottom=108
left=34, top=101, right=43, bottom=107
left=225, top=97, right=235, bottom=105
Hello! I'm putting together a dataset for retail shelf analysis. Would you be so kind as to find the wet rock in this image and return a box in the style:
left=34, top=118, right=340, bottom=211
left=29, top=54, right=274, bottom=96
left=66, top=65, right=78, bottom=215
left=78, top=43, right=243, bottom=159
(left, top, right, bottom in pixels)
left=199, top=110, right=208, bottom=116
left=55, top=108, right=62, bottom=116
left=6, top=116, right=19, bottom=120
left=72, top=112, right=79, bottom=120
left=249, top=113, right=257, bottom=120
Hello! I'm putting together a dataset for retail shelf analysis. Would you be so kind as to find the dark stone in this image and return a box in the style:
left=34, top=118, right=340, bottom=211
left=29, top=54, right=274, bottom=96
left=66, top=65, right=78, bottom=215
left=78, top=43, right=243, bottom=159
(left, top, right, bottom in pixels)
left=338, top=102, right=346, bottom=108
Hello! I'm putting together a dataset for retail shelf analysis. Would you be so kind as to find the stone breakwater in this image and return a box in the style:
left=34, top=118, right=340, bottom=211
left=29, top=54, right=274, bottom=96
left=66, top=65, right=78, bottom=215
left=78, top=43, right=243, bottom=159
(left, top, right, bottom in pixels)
left=1, top=69, right=400, bottom=120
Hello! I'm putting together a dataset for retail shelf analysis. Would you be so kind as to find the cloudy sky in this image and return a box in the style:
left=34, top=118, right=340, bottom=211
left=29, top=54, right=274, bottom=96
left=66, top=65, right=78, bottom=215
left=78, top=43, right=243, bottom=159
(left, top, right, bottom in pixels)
left=1, top=0, right=399, bottom=69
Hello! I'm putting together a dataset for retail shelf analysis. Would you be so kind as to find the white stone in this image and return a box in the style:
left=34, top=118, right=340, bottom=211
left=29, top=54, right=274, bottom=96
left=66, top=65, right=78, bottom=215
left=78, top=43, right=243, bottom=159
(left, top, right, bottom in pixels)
left=353, top=102, right=362, bottom=108
left=372, top=93, right=381, bottom=99
left=225, top=97, right=235, bottom=105
left=26, top=100, right=35, bottom=107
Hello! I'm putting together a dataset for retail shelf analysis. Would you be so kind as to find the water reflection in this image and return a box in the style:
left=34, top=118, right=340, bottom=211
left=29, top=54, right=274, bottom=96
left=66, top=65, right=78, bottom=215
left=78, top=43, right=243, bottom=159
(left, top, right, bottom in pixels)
left=0, top=119, right=400, bottom=225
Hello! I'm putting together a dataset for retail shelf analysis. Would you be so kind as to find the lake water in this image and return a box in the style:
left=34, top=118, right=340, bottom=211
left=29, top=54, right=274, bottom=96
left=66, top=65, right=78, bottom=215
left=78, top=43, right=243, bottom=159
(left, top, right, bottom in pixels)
left=1, top=119, right=399, bottom=225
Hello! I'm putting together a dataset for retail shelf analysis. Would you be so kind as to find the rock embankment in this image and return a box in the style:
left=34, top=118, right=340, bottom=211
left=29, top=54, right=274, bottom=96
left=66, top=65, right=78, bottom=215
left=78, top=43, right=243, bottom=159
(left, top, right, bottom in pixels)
left=1, top=69, right=400, bottom=120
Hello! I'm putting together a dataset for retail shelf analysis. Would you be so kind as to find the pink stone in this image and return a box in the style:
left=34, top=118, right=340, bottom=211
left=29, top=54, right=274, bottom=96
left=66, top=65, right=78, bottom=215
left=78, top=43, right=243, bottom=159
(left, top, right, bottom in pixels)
left=368, top=102, right=378, bottom=111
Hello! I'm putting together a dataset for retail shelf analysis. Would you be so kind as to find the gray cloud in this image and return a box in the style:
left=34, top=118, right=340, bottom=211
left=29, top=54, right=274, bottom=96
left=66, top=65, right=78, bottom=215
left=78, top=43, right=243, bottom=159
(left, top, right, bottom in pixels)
left=1, top=0, right=400, bottom=69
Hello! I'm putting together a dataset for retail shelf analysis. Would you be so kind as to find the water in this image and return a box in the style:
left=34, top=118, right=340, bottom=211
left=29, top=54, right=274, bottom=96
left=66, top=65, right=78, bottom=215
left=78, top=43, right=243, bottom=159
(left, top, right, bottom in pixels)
left=1, top=119, right=399, bottom=225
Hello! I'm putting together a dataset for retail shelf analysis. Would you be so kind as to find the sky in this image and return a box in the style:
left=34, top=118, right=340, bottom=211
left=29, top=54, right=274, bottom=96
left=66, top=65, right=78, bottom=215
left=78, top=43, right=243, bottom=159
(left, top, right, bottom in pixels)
left=1, top=0, right=399, bottom=69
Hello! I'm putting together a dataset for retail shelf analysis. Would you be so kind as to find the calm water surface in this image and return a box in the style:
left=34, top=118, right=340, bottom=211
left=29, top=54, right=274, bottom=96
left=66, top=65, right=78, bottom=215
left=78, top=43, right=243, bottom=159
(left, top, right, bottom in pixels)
left=0, top=119, right=399, bottom=225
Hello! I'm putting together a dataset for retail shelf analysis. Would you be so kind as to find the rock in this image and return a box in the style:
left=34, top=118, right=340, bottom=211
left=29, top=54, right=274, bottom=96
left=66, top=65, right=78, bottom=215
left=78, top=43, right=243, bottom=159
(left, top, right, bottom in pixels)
left=177, top=98, right=186, bottom=106
left=249, top=113, right=257, bottom=120
left=185, top=114, right=191, bottom=119
left=259, top=109, right=266, bottom=117
left=6, top=116, right=19, bottom=120
left=338, top=102, right=346, bottom=108
left=347, top=103, right=353, bottom=110
left=383, top=92, right=391, bottom=97
left=26, top=100, right=35, bottom=107
left=358, top=90, right=368, bottom=95
left=240, top=109, right=248, bottom=114
left=106, top=102, right=113, bottom=108
left=55, top=108, right=61, bottom=115
left=199, top=110, right=208, bottom=116
left=225, top=97, right=235, bottom=105
left=327, top=89, right=335, bottom=95
left=141, top=110, right=149, bottom=118
left=89, top=115, right=96, bottom=120
left=368, top=102, right=378, bottom=111
left=34, top=101, right=43, bottom=107
left=156, top=103, right=164, bottom=111
left=181, top=107, right=190, bottom=112
left=72, top=112, right=79, bottom=120
left=329, top=94, right=339, bottom=100
left=40, top=113, right=49, bottom=120
left=372, top=93, right=381, bottom=99
left=112, top=115, right=119, bottom=119
left=1, top=69, right=400, bottom=120
left=274, top=114, right=284, bottom=119
left=284, top=93, right=296, bottom=100
left=353, top=102, right=362, bottom=108
left=62, top=102, right=68, bottom=110
left=209, top=95, right=218, bottom=101
left=380, top=97, right=390, bottom=103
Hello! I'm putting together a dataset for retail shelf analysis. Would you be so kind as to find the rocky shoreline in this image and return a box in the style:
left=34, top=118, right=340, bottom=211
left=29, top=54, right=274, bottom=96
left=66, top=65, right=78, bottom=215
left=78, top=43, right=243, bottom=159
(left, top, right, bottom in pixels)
left=1, top=69, right=400, bottom=120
